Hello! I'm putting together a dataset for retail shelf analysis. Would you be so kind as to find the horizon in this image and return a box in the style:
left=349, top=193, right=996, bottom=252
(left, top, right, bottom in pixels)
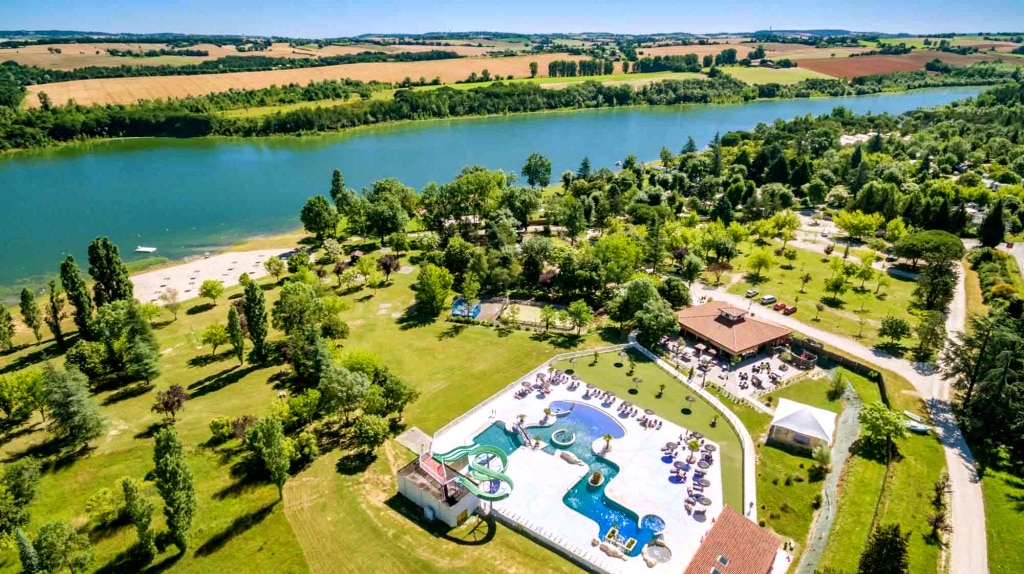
left=4, top=0, right=1023, bottom=38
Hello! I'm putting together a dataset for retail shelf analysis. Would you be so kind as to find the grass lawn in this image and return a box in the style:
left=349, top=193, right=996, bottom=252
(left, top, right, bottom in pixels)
left=725, top=66, right=836, bottom=84
left=0, top=244, right=617, bottom=573
left=726, top=242, right=920, bottom=349
left=982, top=459, right=1024, bottom=574
left=412, top=71, right=705, bottom=92
left=550, top=349, right=744, bottom=510
left=964, top=259, right=988, bottom=317
left=218, top=90, right=397, bottom=119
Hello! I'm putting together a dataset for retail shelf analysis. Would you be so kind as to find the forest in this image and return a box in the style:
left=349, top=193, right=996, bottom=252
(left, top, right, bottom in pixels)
left=0, top=63, right=1018, bottom=152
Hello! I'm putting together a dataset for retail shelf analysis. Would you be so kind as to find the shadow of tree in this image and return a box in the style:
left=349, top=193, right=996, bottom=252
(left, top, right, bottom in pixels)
left=93, top=544, right=155, bottom=574
left=186, top=303, right=214, bottom=315
left=193, top=502, right=276, bottom=556
left=102, top=382, right=154, bottom=406
left=0, top=339, right=70, bottom=375
left=134, top=421, right=169, bottom=440
left=437, top=324, right=467, bottom=340
left=397, top=309, right=436, bottom=330
left=743, top=273, right=770, bottom=286
left=188, top=365, right=257, bottom=399
left=336, top=450, right=377, bottom=475
left=187, top=352, right=232, bottom=368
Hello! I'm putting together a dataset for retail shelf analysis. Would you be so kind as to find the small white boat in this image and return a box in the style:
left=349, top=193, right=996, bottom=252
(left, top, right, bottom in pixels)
left=135, top=246, right=157, bottom=253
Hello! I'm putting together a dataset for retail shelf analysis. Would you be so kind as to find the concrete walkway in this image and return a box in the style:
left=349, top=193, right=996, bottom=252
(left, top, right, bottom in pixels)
left=795, top=375, right=865, bottom=574
left=690, top=266, right=987, bottom=574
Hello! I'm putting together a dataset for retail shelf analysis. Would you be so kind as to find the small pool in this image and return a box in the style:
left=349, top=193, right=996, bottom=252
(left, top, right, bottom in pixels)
left=640, top=514, right=666, bottom=534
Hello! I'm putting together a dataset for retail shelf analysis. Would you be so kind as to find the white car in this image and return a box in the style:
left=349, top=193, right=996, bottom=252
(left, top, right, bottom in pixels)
left=745, top=289, right=759, bottom=298
left=760, top=295, right=777, bottom=305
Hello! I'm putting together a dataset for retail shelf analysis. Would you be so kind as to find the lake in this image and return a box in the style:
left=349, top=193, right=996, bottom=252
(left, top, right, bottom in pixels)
left=0, top=87, right=983, bottom=289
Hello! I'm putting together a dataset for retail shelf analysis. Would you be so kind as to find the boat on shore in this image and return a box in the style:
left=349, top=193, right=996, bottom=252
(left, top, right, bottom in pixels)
left=135, top=246, right=157, bottom=253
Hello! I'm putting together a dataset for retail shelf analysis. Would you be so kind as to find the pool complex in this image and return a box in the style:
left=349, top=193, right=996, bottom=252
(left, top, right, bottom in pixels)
left=472, top=400, right=663, bottom=556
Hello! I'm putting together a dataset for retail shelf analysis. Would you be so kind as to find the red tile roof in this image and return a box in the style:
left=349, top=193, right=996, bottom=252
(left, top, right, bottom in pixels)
left=677, top=301, right=792, bottom=356
left=683, top=506, right=780, bottom=574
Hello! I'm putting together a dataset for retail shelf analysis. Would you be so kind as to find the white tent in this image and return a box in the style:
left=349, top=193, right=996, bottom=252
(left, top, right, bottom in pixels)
left=770, top=398, right=837, bottom=445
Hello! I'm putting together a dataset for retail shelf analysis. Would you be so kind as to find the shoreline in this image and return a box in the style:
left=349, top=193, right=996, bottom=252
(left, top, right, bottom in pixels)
left=0, top=84, right=992, bottom=158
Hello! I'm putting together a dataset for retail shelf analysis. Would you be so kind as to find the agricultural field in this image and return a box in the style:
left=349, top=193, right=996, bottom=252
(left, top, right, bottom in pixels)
left=725, top=66, right=836, bottom=84
left=24, top=52, right=579, bottom=107
left=799, top=50, right=998, bottom=78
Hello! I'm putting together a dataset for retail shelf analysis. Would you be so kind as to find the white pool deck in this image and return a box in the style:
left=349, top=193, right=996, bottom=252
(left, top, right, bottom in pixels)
left=432, top=363, right=725, bottom=574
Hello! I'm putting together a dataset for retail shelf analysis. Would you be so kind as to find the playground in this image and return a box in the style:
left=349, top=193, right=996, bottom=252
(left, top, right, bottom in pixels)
left=422, top=354, right=729, bottom=573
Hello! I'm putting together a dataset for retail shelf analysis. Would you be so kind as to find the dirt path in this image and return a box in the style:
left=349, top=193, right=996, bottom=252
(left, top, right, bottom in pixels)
left=692, top=264, right=986, bottom=574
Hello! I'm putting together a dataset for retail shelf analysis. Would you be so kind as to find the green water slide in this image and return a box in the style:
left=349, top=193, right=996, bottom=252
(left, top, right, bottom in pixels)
left=433, top=444, right=515, bottom=501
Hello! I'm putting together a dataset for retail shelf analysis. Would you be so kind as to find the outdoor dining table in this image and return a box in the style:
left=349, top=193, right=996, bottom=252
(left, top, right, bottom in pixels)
left=665, top=442, right=677, bottom=448
left=698, top=461, right=710, bottom=470
left=704, top=444, right=717, bottom=452
left=698, top=478, right=711, bottom=487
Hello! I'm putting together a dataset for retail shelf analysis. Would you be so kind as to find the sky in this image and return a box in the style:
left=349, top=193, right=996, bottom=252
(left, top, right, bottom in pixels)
left=4, top=0, right=1024, bottom=38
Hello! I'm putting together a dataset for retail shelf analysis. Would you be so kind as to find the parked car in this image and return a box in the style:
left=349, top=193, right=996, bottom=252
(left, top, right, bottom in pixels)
left=783, top=305, right=797, bottom=315
left=821, top=231, right=829, bottom=238
left=885, top=256, right=897, bottom=262
left=745, top=289, right=759, bottom=298
left=760, top=295, right=777, bottom=305
left=773, top=302, right=787, bottom=311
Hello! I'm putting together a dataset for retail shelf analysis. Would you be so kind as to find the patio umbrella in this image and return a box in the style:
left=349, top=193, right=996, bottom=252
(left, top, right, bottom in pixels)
left=698, top=478, right=711, bottom=487
left=692, top=431, right=704, bottom=439
left=522, top=381, right=531, bottom=388
left=697, top=461, right=710, bottom=470
left=685, top=395, right=696, bottom=403
left=607, top=391, right=615, bottom=397
left=673, top=461, right=687, bottom=469
left=707, top=349, right=717, bottom=356
left=694, top=343, right=706, bottom=351
left=645, top=408, right=655, bottom=415
left=586, top=383, right=595, bottom=389
left=618, top=351, right=627, bottom=357
left=699, top=496, right=712, bottom=506
left=570, top=357, right=579, bottom=363
left=623, top=401, right=633, bottom=408
left=633, top=377, right=643, bottom=383
left=704, top=444, right=717, bottom=452
left=666, top=442, right=677, bottom=448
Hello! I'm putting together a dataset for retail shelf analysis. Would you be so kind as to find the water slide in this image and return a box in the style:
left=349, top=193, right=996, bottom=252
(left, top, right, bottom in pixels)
left=433, top=444, right=515, bottom=501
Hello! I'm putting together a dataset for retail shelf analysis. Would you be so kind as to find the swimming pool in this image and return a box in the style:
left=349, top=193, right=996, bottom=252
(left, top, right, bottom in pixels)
left=472, top=422, right=523, bottom=456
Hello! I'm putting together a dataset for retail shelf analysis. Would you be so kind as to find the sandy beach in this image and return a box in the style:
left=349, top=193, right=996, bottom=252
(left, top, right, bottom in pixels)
left=132, top=248, right=293, bottom=304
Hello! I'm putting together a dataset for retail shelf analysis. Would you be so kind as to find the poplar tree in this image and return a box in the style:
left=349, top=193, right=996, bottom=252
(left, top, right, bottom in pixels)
left=121, top=477, right=156, bottom=560
left=243, top=280, right=268, bottom=363
left=250, top=417, right=290, bottom=499
left=19, top=288, right=42, bottom=343
left=59, top=256, right=93, bottom=339
left=43, top=280, right=65, bottom=347
left=227, top=305, right=245, bottom=365
left=0, top=307, right=12, bottom=352
left=15, top=528, right=40, bottom=574
left=87, top=237, right=134, bottom=307
left=153, top=427, right=196, bottom=553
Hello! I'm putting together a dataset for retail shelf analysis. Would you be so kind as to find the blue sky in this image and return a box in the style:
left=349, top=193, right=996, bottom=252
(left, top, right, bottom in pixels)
left=4, top=0, right=1024, bottom=37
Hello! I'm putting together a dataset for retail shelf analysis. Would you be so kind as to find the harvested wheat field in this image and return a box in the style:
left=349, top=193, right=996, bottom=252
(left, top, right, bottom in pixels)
left=0, top=41, right=320, bottom=69
left=25, top=53, right=579, bottom=107
left=800, top=51, right=997, bottom=79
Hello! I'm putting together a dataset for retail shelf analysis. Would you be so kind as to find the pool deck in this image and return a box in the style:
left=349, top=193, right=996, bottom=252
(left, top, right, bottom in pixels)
left=432, top=361, right=724, bottom=574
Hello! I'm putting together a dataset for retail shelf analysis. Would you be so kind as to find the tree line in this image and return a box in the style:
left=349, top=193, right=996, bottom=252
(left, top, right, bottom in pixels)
left=104, top=47, right=210, bottom=58
left=547, top=59, right=615, bottom=77
left=1, top=64, right=1017, bottom=152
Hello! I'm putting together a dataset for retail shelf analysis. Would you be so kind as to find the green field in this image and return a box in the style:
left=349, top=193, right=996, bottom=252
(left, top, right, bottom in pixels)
left=218, top=90, right=396, bottom=119
left=0, top=245, right=617, bottom=573
left=726, top=242, right=920, bottom=349
left=725, top=66, right=836, bottom=85
left=983, top=459, right=1024, bottom=574
left=412, top=70, right=705, bottom=91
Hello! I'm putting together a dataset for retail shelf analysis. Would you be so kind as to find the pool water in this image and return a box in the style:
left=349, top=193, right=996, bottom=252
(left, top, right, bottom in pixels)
left=473, top=422, right=523, bottom=456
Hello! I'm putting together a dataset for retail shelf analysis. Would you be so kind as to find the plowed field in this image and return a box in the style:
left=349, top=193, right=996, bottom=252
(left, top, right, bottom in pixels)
left=799, top=51, right=996, bottom=79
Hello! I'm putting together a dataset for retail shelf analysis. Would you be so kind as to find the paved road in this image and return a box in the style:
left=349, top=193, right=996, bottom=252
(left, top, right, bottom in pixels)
left=690, top=266, right=987, bottom=574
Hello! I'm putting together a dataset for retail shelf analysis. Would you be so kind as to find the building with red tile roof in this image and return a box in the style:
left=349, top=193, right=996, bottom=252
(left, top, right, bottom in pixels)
left=677, top=301, right=792, bottom=359
left=683, top=506, right=780, bottom=574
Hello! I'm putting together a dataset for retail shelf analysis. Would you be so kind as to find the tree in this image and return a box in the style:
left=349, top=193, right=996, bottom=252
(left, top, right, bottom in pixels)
left=706, top=261, right=733, bottom=284
left=859, top=402, right=909, bottom=446
left=979, top=198, right=1005, bottom=248
left=834, top=210, right=884, bottom=243
left=60, top=256, right=92, bottom=339
left=893, top=230, right=965, bottom=269
left=529, top=61, right=539, bottom=77
left=264, top=256, right=286, bottom=282
left=414, top=264, right=454, bottom=316
left=608, top=278, right=660, bottom=326
left=0, top=308, right=12, bottom=352
left=44, top=365, right=105, bottom=450
left=657, top=276, right=691, bottom=309
left=747, top=248, right=776, bottom=279
left=318, top=366, right=368, bottom=423
left=43, top=280, right=66, bottom=347
left=539, top=305, right=559, bottom=332
left=594, top=232, right=644, bottom=285
left=224, top=306, right=245, bottom=365
left=16, top=528, right=41, bottom=574
left=461, top=273, right=480, bottom=305
left=857, top=523, right=910, bottom=574
left=200, top=323, right=230, bottom=356
left=521, top=153, right=552, bottom=187
left=566, top=300, right=594, bottom=334
left=240, top=281, right=268, bottom=364
left=272, top=282, right=326, bottom=336
left=679, top=253, right=705, bottom=286
left=557, top=196, right=588, bottom=245
left=153, top=426, right=196, bottom=553
left=19, top=289, right=42, bottom=343
left=366, top=197, right=409, bottom=245
left=916, top=310, right=946, bottom=356
left=378, top=255, right=401, bottom=283
left=711, top=195, right=733, bottom=224
left=635, top=297, right=678, bottom=347
left=878, top=315, right=911, bottom=345
left=87, top=237, right=133, bottom=307
left=249, top=417, right=290, bottom=499
left=799, top=272, right=813, bottom=293
left=300, top=195, right=338, bottom=240
left=885, top=218, right=908, bottom=243
left=381, top=375, right=420, bottom=421
left=914, top=259, right=958, bottom=311
left=121, top=477, right=156, bottom=560
left=198, top=279, right=225, bottom=306
left=353, top=414, right=390, bottom=452
left=152, top=385, right=190, bottom=422
left=823, top=274, right=849, bottom=302
left=35, top=520, right=93, bottom=574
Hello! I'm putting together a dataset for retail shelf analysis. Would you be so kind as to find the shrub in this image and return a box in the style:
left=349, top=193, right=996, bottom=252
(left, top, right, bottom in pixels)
left=320, top=315, right=350, bottom=340
left=209, top=416, right=233, bottom=443
left=294, top=431, right=319, bottom=463
left=85, top=486, right=124, bottom=528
